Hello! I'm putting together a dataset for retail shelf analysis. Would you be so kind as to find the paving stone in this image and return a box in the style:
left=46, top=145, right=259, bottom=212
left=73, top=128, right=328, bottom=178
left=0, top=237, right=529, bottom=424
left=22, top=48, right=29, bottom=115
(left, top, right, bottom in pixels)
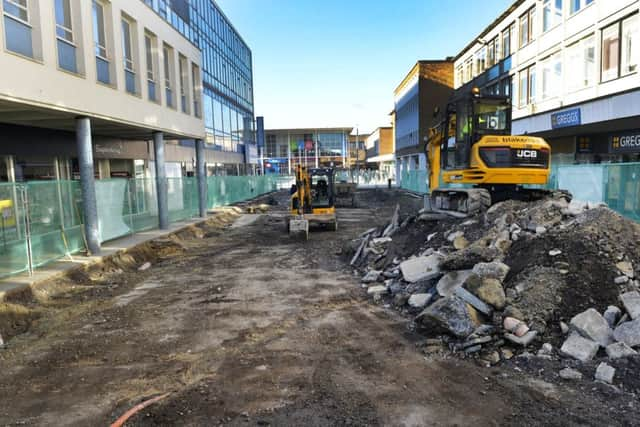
left=604, top=306, right=622, bottom=329
left=400, top=254, right=444, bottom=283
left=570, top=308, right=614, bottom=347
left=560, top=333, right=600, bottom=362
left=436, top=270, right=474, bottom=297
left=559, top=368, right=583, bottom=381
left=620, top=291, right=640, bottom=319
left=362, top=270, right=382, bottom=284
left=594, top=362, right=615, bottom=384
left=613, top=318, right=640, bottom=348
left=367, top=285, right=388, bottom=296
left=408, top=293, right=432, bottom=309
left=606, top=342, right=638, bottom=359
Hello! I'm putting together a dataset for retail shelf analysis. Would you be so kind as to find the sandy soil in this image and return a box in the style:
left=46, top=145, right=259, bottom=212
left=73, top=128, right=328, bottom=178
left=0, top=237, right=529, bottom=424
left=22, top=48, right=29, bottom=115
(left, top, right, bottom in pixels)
left=0, top=190, right=636, bottom=426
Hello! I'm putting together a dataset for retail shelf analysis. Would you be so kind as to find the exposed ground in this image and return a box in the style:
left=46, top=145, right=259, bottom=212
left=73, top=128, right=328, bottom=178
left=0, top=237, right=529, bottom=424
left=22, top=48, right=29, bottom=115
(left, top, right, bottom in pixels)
left=0, top=190, right=638, bottom=426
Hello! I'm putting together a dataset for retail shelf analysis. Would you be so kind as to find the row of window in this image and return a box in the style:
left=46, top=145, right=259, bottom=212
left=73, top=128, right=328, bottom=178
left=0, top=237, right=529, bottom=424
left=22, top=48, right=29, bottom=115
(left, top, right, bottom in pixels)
left=457, top=0, right=596, bottom=85
left=515, top=13, right=638, bottom=107
left=1, top=0, right=203, bottom=118
left=264, top=133, right=347, bottom=158
left=142, top=0, right=254, bottom=113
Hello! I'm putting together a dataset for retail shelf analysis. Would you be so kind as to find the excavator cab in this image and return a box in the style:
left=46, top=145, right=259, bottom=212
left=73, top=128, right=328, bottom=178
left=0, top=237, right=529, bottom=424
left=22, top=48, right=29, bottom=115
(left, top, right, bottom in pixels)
left=426, top=88, right=552, bottom=216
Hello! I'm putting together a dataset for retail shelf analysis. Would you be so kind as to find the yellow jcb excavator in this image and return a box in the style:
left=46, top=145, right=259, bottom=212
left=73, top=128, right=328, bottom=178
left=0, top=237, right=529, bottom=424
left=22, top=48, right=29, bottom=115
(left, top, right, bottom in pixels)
left=286, top=165, right=338, bottom=239
left=426, top=88, right=552, bottom=215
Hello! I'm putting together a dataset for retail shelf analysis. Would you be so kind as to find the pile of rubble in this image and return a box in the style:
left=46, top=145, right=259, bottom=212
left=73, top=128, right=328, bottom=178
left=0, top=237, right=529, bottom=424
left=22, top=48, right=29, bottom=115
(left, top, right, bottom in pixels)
left=347, top=192, right=640, bottom=384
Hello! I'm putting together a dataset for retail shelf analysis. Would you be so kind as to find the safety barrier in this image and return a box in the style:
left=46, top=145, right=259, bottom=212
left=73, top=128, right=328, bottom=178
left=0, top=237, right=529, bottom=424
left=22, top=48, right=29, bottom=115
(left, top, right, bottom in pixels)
left=400, top=170, right=428, bottom=194
left=0, top=175, right=285, bottom=279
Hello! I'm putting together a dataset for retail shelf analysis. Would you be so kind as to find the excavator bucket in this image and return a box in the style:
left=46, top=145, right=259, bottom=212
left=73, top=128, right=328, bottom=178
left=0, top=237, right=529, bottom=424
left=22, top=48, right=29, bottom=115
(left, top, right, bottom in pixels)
left=288, top=216, right=309, bottom=240
left=430, top=188, right=492, bottom=217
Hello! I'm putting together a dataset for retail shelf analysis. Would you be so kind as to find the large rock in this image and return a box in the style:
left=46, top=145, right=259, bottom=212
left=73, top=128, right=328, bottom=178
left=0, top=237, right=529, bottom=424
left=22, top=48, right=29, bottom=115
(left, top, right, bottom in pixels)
left=362, top=270, right=382, bottom=284
left=464, top=275, right=506, bottom=309
left=616, top=261, right=634, bottom=278
left=436, top=270, right=474, bottom=297
left=472, top=262, right=510, bottom=282
left=440, top=245, right=500, bottom=271
left=570, top=308, right=614, bottom=347
left=604, top=306, right=622, bottom=328
left=606, top=342, right=638, bottom=359
left=560, top=333, right=600, bottom=362
left=408, top=293, right=432, bottom=309
left=559, top=368, right=583, bottom=381
left=417, top=296, right=479, bottom=338
left=620, top=291, right=640, bottom=319
left=613, top=318, right=640, bottom=348
left=400, top=254, right=444, bottom=283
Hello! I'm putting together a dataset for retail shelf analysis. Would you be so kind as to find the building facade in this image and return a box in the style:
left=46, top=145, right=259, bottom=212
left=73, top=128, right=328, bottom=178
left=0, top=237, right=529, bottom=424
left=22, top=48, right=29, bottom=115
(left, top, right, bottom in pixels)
left=0, top=0, right=255, bottom=184
left=262, top=128, right=352, bottom=174
left=365, top=127, right=395, bottom=176
left=393, top=60, right=454, bottom=183
left=454, top=0, right=640, bottom=164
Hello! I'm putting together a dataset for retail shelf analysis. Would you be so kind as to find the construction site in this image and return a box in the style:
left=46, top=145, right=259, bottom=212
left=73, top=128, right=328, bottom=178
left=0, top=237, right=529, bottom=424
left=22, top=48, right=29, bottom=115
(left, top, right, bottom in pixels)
left=0, top=185, right=639, bottom=426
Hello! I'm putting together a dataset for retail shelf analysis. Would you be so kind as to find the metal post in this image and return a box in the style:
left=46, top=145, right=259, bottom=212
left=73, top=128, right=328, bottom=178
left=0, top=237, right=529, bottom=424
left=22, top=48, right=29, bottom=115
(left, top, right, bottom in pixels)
left=195, top=139, right=207, bottom=218
left=287, top=132, right=292, bottom=175
left=153, top=131, right=169, bottom=230
left=76, top=117, right=101, bottom=255
left=315, top=130, right=319, bottom=168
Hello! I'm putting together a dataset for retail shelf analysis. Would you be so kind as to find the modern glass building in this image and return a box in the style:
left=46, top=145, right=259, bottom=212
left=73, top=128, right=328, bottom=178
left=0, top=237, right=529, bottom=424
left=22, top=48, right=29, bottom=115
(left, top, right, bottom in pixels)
left=142, top=0, right=255, bottom=162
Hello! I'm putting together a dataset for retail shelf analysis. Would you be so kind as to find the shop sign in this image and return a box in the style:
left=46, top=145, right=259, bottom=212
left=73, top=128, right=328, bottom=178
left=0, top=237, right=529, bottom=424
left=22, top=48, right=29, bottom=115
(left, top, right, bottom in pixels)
left=610, top=131, right=640, bottom=153
left=551, top=108, right=581, bottom=129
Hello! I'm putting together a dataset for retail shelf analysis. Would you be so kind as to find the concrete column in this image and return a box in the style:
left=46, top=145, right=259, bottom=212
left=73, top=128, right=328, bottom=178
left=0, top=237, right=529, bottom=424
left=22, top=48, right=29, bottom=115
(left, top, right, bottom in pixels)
left=153, top=131, right=169, bottom=230
left=195, top=139, right=207, bottom=218
left=76, top=117, right=100, bottom=255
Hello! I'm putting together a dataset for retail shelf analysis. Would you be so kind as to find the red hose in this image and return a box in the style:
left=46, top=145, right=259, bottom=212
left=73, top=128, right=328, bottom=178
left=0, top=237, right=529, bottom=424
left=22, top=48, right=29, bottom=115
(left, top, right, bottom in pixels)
left=110, top=393, right=170, bottom=427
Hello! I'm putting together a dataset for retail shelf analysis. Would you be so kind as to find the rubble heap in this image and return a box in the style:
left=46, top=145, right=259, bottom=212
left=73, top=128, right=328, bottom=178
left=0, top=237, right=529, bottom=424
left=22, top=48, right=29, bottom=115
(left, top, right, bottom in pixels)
left=347, top=192, right=640, bottom=383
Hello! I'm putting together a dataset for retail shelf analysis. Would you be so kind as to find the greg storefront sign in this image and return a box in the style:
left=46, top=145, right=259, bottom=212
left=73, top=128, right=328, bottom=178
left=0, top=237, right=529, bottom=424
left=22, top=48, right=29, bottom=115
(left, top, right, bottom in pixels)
left=551, top=108, right=581, bottom=129
left=611, top=131, right=640, bottom=153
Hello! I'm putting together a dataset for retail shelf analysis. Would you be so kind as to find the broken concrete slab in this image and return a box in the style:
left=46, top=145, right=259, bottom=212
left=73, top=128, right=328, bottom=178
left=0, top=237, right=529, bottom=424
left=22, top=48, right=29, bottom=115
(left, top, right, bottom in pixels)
left=613, top=318, right=640, bottom=348
left=372, top=237, right=392, bottom=246
left=615, top=276, right=630, bottom=285
left=436, top=270, right=474, bottom=297
left=504, top=331, right=537, bottom=347
left=453, top=236, right=469, bottom=250
left=408, top=293, right=432, bottom=309
left=464, top=276, right=506, bottom=309
left=454, top=287, right=493, bottom=316
left=440, top=245, right=500, bottom=271
left=620, top=291, right=640, bottom=320
left=604, top=306, right=622, bottom=329
left=559, top=368, right=583, bottom=381
left=138, top=262, right=152, bottom=271
left=417, top=296, right=479, bottom=338
left=400, top=254, right=444, bottom=283
left=606, top=342, right=638, bottom=359
left=595, top=362, right=615, bottom=384
left=570, top=308, right=614, bottom=347
left=472, top=262, right=510, bottom=282
left=447, top=231, right=464, bottom=242
left=362, top=270, right=382, bottom=284
left=367, top=285, right=388, bottom=296
left=560, top=333, right=600, bottom=362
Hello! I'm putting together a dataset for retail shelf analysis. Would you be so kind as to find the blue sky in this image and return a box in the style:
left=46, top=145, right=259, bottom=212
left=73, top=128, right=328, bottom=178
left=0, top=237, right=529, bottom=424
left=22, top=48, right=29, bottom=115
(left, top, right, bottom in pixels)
left=216, top=0, right=513, bottom=133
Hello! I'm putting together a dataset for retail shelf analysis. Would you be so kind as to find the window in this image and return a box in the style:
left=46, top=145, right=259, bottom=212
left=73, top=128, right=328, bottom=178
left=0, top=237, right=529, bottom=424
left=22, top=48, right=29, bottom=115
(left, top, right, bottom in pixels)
left=192, top=64, right=201, bottom=117
left=3, top=0, right=33, bottom=57
left=622, top=14, right=638, bottom=76
left=566, top=35, right=595, bottom=91
left=543, top=0, right=562, bottom=32
left=541, top=52, right=562, bottom=100
left=456, top=65, right=463, bottom=86
left=519, top=65, right=536, bottom=107
left=179, top=55, right=188, bottom=113
left=121, top=18, right=136, bottom=94
left=602, top=14, right=639, bottom=82
left=475, top=47, right=486, bottom=74
left=502, top=24, right=514, bottom=58
left=519, top=6, right=536, bottom=47
left=163, top=44, right=174, bottom=108
left=93, top=0, right=110, bottom=84
left=570, top=0, right=593, bottom=15
left=464, top=58, right=473, bottom=82
left=55, top=0, right=78, bottom=73
left=145, top=33, right=157, bottom=102
left=487, top=37, right=500, bottom=67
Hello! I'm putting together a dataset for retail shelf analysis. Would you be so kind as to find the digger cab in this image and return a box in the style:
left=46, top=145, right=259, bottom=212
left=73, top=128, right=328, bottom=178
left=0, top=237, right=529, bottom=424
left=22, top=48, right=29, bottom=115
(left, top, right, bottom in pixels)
left=288, top=167, right=338, bottom=238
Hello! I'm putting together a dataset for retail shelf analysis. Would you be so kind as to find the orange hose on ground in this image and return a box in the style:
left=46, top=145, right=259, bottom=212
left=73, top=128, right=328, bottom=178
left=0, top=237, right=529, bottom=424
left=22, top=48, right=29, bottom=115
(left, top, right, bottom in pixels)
left=110, top=393, right=171, bottom=427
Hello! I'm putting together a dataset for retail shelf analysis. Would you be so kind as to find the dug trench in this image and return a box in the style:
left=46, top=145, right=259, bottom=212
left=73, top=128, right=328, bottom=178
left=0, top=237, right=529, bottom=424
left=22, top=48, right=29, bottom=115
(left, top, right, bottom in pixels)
left=0, top=189, right=636, bottom=426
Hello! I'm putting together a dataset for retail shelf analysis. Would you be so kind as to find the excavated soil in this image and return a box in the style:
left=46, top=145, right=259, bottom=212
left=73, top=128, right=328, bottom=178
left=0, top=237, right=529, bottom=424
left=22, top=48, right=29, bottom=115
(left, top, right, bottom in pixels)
left=0, top=190, right=639, bottom=426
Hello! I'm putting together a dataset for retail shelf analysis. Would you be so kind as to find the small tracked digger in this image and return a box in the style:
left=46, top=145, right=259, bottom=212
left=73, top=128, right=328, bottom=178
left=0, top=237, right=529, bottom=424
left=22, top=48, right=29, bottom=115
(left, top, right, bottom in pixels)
left=286, top=165, right=338, bottom=239
left=425, top=88, right=553, bottom=216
